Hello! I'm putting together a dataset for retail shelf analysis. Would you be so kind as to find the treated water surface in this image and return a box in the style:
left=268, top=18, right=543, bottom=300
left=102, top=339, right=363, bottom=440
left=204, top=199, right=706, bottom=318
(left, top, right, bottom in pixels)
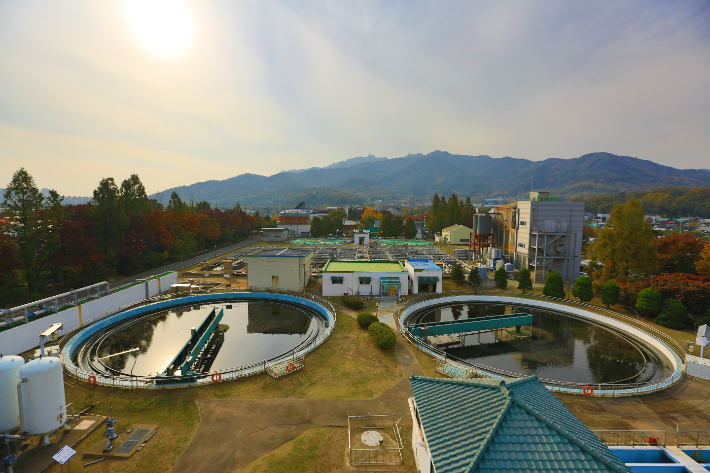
left=412, top=303, right=668, bottom=384
left=95, top=301, right=320, bottom=376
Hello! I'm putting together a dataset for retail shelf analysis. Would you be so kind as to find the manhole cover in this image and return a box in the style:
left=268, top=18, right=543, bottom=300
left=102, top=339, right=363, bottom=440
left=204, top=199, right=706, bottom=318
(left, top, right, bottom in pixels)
left=361, top=430, right=384, bottom=446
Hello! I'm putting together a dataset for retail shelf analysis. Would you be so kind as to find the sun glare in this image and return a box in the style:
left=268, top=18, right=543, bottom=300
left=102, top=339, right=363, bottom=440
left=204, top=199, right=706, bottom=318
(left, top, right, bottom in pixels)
left=126, top=0, right=193, bottom=57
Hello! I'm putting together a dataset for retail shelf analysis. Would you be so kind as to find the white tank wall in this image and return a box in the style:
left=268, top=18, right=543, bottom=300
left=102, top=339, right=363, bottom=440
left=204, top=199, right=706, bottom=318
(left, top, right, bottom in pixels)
left=0, top=355, right=24, bottom=433
left=19, top=357, right=66, bottom=435
left=0, top=272, right=177, bottom=355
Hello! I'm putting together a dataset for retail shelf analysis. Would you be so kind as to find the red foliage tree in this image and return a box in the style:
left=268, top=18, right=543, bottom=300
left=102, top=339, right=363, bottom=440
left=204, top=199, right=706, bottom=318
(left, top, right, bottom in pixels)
left=656, top=233, right=707, bottom=274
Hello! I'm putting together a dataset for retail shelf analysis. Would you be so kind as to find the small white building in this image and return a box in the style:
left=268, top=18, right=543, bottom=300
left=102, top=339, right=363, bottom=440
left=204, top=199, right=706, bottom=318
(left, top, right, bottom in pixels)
left=261, top=228, right=289, bottom=242
left=321, top=260, right=408, bottom=298
left=244, top=248, right=313, bottom=291
left=405, top=259, right=442, bottom=294
left=353, top=230, right=370, bottom=246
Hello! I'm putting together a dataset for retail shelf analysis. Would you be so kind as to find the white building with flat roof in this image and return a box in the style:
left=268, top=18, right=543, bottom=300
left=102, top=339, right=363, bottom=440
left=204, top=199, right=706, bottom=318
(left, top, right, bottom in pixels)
left=405, top=259, right=442, bottom=294
left=321, top=260, right=408, bottom=298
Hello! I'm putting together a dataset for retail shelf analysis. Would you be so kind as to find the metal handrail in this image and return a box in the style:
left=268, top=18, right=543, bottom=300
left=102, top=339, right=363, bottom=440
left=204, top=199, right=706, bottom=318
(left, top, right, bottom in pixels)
left=395, top=293, right=684, bottom=396
left=61, top=291, right=336, bottom=389
left=592, top=430, right=668, bottom=447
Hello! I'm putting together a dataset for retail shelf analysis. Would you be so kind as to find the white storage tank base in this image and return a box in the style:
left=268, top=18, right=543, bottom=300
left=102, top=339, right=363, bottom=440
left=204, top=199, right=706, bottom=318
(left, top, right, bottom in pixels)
left=18, top=357, right=67, bottom=444
left=0, top=354, right=24, bottom=434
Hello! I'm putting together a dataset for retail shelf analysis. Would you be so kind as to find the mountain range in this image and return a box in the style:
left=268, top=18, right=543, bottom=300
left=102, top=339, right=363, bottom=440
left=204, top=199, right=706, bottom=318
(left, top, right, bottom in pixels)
left=149, top=151, right=710, bottom=209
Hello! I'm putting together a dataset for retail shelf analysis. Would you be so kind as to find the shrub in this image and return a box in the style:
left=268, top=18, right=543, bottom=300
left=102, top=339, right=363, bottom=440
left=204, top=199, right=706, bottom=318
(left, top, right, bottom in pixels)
left=654, top=299, right=689, bottom=330
left=494, top=267, right=508, bottom=289
left=543, top=271, right=565, bottom=298
left=368, top=322, right=396, bottom=349
left=636, top=288, right=662, bottom=317
left=601, top=280, right=619, bottom=308
left=342, top=295, right=365, bottom=310
left=572, top=276, right=594, bottom=302
left=357, top=312, right=378, bottom=328
left=517, top=268, right=532, bottom=293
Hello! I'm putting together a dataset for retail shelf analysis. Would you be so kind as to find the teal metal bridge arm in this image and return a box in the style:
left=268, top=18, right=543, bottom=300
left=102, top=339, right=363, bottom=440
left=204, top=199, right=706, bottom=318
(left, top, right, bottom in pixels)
left=409, top=313, right=533, bottom=337
left=161, top=308, right=225, bottom=376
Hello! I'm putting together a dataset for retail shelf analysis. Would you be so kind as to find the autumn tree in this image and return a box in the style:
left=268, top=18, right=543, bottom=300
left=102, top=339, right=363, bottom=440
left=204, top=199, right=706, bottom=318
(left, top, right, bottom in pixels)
left=517, top=267, right=532, bottom=293
left=543, top=271, right=565, bottom=298
left=591, top=200, right=657, bottom=282
left=697, top=243, right=710, bottom=276
left=404, top=217, right=417, bottom=239
left=656, top=233, right=706, bottom=274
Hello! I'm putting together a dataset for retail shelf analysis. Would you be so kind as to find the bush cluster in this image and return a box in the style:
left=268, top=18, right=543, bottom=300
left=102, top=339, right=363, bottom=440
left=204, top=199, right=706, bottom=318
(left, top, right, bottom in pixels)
left=357, top=313, right=378, bottom=328
left=342, top=295, right=365, bottom=310
left=368, top=322, right=396, bottom=349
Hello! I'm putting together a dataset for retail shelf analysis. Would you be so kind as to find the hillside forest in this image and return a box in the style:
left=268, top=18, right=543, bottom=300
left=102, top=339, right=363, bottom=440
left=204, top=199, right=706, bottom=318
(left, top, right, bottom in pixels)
left=584, top=186, right=710, bottom=217
left=1, top=168, right=264, bottom=307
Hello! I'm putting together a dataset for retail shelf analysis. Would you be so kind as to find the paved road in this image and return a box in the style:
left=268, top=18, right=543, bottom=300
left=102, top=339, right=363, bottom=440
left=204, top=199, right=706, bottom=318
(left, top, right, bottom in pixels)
left=110, top=235, right=262, bottom=290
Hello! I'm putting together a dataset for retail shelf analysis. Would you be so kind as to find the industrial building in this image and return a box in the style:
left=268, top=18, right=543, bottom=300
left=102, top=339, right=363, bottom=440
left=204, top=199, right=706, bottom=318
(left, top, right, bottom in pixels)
left=405, top=259, right=442, bottom=294
left=261, top=228, right=289, bottom=241
left=321, top=260, right=408, bottom=297
left=438, top=224, right=474, bottom=245
left=489, top=191, right=584, bottom=282
left=275, top=209, right=314, bottom=237
left=244, top=248, right=313, bottom=291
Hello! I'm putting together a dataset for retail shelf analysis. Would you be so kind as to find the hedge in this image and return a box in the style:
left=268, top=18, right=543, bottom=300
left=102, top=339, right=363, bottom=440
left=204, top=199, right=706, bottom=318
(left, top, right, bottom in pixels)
left=368, top=322, right=396, bottom=349
left=357, top=313, right=378, bottom=328
left=342, top=295, right=365, bottom=310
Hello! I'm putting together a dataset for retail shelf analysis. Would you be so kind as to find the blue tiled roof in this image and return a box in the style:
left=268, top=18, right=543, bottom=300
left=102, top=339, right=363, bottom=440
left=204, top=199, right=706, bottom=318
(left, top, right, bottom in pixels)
left=409, top=376, right=632, bottom=473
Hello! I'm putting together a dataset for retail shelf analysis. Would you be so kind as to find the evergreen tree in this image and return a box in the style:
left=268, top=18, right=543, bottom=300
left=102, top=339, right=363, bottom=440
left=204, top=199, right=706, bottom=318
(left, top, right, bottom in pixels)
left=440, top=196, right=447, bottom=227
left=468, top=266, right=482, bottom=293
left=601, top=280, right=619, bottom=308
left=167, top=191, right=189, bottom=212
left=447, top=194, right=462, bottom=228
left=404, top=217, right=417, bottom=239
left=310, top=217, right=323, bottom=237
left=379, top=215, right=393, bottom=237
left=121, top=174, right=150, bottom=215
left=392, top=215, right=404, bottom=238
left=654, top=299, right=689, bottom=329
left=636, top=288, right=662, bottom=317
left=517, top=267, right=532, bottom=293
left=463, top=197, right=474, bottom=226
left=494, top=266, right=508, bottom=289
left=543, top=270, right=565, bottom=298
left=322, top=216, right=333, bottom=236
left=450, top=264, right=465, bottom=288
left=332, top=216, right=344, bottom=235
left=429, top=193, right=442, bottom=234
left=572, top=276, right=594, bottom=302
left=91, top=177, right=129, bottom=270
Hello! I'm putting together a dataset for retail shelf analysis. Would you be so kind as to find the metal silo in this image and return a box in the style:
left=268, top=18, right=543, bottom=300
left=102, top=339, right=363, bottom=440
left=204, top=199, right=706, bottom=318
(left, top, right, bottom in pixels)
left=478, top=215, right=492, bottom=235
left=472, top=214, right=479, bottom=234
left=0, top=355, right=24, bottom=433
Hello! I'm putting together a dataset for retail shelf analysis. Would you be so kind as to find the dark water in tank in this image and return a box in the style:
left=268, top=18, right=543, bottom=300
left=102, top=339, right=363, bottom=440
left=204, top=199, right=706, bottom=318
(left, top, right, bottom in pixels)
left=95, top=302, right=320, bottom=376
left=411, top=303, right=668, bottom=384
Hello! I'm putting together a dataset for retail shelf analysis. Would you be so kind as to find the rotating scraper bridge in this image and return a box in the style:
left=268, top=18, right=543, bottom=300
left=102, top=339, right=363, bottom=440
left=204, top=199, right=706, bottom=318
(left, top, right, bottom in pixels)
left=60, top=292, right=336, bottom=389
left=398, top=294, right=687, bottom=397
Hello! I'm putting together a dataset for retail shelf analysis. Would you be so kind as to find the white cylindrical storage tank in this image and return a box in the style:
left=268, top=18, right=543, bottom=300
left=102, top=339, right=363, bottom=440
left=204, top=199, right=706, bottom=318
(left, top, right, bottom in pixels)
left=491, top=248, right=502, bottom=259
left=505, top=263, right=514, bottom=272
left=18, top=357, right=66, bottom=436
left=0, top=355, right=24, bottom=433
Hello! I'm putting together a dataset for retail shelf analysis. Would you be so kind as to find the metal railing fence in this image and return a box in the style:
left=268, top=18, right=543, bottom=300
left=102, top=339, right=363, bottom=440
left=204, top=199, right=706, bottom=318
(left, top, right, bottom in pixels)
left=395, top=293, right=685, bottom=397
left=677, top=430, right=710, bottom=447
left=60, top=291, right=336, bottom=390
left=592, top=430, right=667, bottom=447
left=348, top=414, right=403, bottom=465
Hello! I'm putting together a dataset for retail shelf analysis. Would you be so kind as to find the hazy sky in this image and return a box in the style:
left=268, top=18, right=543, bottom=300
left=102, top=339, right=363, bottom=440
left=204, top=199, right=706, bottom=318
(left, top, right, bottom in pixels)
left=1, top=1, right=708, bottom=196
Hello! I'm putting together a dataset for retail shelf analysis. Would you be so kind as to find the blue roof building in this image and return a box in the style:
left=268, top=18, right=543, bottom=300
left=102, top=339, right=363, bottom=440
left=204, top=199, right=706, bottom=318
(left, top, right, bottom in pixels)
left=405, top=259, right=443, bottom=294
left=408, top=375, right=632, bottom=473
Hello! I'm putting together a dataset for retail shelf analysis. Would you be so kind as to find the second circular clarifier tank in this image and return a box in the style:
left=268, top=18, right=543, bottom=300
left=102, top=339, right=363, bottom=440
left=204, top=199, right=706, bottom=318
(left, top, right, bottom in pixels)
left=18, top=357, right=66, bottom=437
left=0, top=355, right=24, bottom=433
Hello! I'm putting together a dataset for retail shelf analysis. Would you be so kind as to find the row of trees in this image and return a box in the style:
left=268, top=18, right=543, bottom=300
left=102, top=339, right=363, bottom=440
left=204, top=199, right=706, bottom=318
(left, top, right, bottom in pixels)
left=428, top=193, right=475, bottom=235
left=584, top=186, right=710, bottom=218
left=1, top=168, right=261, bottom=307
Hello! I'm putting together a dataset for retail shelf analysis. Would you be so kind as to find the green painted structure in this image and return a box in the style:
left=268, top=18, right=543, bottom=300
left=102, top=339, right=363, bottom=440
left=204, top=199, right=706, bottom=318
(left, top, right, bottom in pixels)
left=161, top=308, right=224, bottom=376
left=408, top=313, right=532, bottom=337
left=409, top=375, right=632, bottom=473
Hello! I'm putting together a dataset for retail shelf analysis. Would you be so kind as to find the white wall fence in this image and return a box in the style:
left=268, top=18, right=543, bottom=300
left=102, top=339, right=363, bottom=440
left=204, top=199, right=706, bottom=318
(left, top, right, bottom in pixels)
left=686, top=355, right=710, bottom=380
left=0, top=273, right=177, bottom=356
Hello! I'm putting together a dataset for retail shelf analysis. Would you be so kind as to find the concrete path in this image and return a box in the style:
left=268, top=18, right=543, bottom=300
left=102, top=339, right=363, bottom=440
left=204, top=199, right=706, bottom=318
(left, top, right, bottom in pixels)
left=173, top=335, right=424, bottom=473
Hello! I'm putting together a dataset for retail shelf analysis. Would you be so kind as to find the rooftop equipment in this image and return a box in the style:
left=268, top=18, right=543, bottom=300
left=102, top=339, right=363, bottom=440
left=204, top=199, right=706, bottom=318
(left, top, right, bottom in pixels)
left=0, top=355, right=24, bottom=434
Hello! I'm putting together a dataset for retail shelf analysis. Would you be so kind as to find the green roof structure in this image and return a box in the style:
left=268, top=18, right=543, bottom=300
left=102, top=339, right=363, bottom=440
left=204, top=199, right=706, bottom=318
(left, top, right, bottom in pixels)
left=322, top=260, right=406, bottom=273
left=409, top=375, right=632, bottom=473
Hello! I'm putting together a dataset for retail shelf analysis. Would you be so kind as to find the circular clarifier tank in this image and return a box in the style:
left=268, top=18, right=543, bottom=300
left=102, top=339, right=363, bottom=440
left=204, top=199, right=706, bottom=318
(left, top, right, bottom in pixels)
left=91, top=301, right=321, bottom=377
left=407, top=302, right=671, bottom=385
